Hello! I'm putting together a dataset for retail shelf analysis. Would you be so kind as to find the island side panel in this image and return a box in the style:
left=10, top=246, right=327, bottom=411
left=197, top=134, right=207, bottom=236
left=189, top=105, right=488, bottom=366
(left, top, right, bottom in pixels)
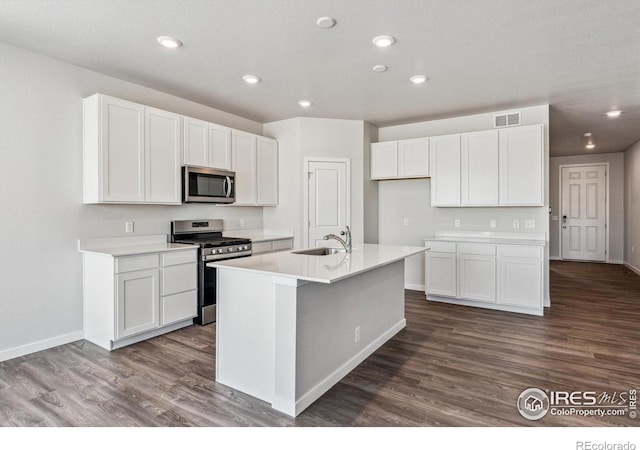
left=294, top=259, right=406, bottom=414
left=216, top=269, right=275, bottom=403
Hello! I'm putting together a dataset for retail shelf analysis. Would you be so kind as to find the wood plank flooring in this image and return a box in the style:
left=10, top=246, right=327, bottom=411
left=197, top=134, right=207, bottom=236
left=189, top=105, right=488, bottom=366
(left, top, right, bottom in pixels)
left=1, top=261, right=638, bottom=426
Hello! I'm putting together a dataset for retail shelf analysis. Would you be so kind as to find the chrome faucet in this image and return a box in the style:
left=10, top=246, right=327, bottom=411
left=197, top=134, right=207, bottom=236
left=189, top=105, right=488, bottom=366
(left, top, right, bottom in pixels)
left=323, top=226, right=352, bottom=253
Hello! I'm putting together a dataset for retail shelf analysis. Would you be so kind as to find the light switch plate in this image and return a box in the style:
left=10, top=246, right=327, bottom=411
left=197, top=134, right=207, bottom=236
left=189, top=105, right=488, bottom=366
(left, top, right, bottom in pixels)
left=454, top=219, right=461, bottom=228
left=490, top=220, right=496, bottom=228
left=403, top=218, right=409, bottom=226
left=125, top=221, right=134, bottom=233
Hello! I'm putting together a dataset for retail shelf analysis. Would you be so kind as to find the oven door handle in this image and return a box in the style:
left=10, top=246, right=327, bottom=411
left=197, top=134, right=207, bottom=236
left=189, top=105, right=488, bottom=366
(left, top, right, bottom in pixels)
left=224, top=176, right=232, bottom=198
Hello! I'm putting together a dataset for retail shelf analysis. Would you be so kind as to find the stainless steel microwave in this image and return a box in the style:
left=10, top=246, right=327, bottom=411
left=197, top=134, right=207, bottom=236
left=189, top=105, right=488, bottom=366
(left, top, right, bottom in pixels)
left=182, top=166, right=235, bottom=203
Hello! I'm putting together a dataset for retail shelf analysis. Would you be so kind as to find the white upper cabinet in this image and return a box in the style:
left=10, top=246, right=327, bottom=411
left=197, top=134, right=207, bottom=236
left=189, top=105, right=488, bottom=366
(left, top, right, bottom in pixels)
left=499, top=124, right=544, bottom=206
left=257, top=137, right=278, bottom=206
left=461, top=130, right=499, bottom=206
left=145, top=107, right=181, bottom=204
left=371, top=142, right=398, bottom=179
left=84, top=94, right=179, bottom=205
left=232, top=130, right=258, bottom=205
left=430, top=134, right=461, bottom=206
left=209, top=123, right=232, bottom=170
left=398, top=138, right=429, bottom=178
left=183, top=117, right=232, bottom=170
left=371, top=138, right=429, bottom=180
left=182, top=116, right=209, bottom=167
left=97, top=95, right=145, bottom=202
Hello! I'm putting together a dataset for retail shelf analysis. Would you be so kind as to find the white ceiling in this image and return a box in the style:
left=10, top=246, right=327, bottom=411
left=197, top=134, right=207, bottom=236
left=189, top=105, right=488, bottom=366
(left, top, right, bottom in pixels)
left=1, top=0, right=639, bottom=156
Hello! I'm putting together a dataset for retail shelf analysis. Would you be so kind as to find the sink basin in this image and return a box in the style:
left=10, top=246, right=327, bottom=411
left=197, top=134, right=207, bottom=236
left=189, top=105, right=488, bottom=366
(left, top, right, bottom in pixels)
left=293, top=247, right=347, bottom=256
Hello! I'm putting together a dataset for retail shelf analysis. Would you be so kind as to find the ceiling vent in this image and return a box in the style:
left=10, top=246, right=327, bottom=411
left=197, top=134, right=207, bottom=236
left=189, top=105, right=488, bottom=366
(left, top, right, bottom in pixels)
left=494, top=112, right=521, bottom=128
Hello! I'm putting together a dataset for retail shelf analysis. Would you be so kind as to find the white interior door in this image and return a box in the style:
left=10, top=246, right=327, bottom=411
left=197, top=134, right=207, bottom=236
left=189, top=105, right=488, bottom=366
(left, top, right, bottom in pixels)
left=307, top=160, right=349, bottom=248
left=561, top=165, right=606, bottom=261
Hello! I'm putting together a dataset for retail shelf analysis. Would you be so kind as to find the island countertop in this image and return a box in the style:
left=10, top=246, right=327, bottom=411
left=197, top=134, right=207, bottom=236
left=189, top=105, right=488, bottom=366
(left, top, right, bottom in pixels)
left=208, top=243, right=426, bottom=284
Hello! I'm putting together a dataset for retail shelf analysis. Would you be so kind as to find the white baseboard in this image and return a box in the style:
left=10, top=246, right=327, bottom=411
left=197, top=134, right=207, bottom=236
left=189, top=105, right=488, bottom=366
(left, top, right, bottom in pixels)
left=0, top=331, right=84, bottom=362
left=549, top=256, right=561, bottom=261
left=625, top=262, right=640, bottom=277
left=287, top=319, right=407, bottom=417
left=405, top=283, right=425, bottom=292
left=608, top=259, right=624, bottom=265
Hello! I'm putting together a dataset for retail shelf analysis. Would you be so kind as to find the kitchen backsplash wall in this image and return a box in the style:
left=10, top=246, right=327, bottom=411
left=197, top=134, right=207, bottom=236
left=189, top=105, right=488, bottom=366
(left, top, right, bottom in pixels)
left=0, top=42, right=263, bottom=356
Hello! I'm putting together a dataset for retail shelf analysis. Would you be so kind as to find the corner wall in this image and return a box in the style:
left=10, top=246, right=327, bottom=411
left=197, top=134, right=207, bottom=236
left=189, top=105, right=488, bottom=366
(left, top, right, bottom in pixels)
left=625, top=139, right=640, bottom=273
left=263, top=118, right=369, bottom=249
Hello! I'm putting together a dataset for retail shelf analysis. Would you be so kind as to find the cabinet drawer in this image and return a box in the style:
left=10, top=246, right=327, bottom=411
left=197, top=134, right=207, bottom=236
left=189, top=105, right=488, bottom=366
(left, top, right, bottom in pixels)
left=458, top=243, right=496, bottom=256
left=115, top=254, right=159, bottom=273
left=424, top=241, right=456, bottom=253
left=272, top=239, right=293, bottom=252
left=162, top=263, right=197, bottom=295
left=252, top=241, right=273, bottom=254
left=161, top=290, right=197, bottom=325
left=498, top=245, right=542, bottom=259
left=162, top=249, right=197, bottom=266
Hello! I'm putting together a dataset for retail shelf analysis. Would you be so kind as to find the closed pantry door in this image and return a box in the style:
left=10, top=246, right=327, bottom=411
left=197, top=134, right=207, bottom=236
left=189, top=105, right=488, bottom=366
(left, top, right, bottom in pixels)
left=307, top=159, right=350, bottom=248
left=561, top=165, right=606, bottom=261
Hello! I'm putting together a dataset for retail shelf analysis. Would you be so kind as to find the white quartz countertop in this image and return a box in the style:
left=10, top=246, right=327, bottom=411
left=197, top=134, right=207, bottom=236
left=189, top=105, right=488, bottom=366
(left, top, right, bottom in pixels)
left=424, top=231, right=546, bottom=246
left=223, top=229, right=294, bottom=243
left=78, top=235, right=198, bottom=256
left=424, top=236, right=546, bottom=246
left=209, top=243, right=426, bottom=284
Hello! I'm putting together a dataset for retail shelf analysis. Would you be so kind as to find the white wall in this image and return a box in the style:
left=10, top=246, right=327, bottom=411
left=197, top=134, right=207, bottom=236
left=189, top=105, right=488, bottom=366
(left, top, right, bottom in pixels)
left=363, top=122, right=379, bottom=244
left=0, top=42, right=265, bottom=358
left=377, top=105, right=550, bottom=296
left=549, top=153, right=625, bottom=262
left=263, top=117, right=368, bottom=248
left=625, top=139, right=640, bottom=272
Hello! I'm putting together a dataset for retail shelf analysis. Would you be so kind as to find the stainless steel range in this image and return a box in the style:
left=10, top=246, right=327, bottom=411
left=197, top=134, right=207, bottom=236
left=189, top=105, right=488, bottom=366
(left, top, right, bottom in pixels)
left=170, top=219, right=251, bottom=325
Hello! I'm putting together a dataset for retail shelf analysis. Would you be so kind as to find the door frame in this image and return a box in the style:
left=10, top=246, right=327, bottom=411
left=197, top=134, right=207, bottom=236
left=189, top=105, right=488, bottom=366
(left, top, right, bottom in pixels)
left=303, top=157, right=351, bottom=248
left=558, top=162, right=610, bottom=262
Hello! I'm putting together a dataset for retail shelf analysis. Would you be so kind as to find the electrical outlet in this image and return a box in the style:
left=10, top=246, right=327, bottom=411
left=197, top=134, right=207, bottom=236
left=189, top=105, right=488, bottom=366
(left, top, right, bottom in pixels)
left=490, top=220, right=496, bottom=229
left=240, top=219, right=245, bottom=227
left=354, top=326, right=360, bottom=343
left=125, top=221, right=134, bottom=233
left=403, top=218, right=409, bottom=226
left=513, top=220, right=520, bottom=229
left=454, top=219, right=461, bottom=228
left=525, top=220, right=535, bottom=229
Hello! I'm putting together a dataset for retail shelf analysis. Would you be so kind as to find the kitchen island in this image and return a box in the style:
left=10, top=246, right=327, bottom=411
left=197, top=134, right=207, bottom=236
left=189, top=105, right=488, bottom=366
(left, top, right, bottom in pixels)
left=208, top=243, right=426, bottom=417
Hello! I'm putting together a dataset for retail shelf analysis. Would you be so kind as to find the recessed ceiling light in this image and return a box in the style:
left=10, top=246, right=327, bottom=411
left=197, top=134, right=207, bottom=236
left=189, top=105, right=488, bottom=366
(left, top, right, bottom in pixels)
left=372, top=65, right=388, bottom=73
left=242, top=75, right=261, bottom=84
left=586, top=143, right=595, bottom=150
left=298, top=100, right=312, bottom=108
left=316, top=17, right=336, bottom=28
left=410, top=75, right=428, bottom=84
left=606, top=110, right=622, bottom=118
left=583, top=132, right=592, bottom=137
left=157, top=36, right=182, bottom=49
left=372, top=35, right=395, bottom=48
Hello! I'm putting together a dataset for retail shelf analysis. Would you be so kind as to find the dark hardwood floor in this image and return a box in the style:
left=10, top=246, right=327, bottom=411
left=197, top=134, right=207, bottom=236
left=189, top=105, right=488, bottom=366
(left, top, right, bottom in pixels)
left=1, top=261, right=638, bottom=426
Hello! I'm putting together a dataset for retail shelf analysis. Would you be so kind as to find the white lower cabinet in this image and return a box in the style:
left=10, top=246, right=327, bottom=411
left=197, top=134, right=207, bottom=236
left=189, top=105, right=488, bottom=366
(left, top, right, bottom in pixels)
left=425, top=240, right=543, bottom=315
left=458, top=254, right=496, bottom=303
left=116, top=268, right=160, bottom=339
left=425, top=252, right=457, bottom=297
left=84, top=248, right=198, bottom=350
left=497, top=245, right=543, bottom=308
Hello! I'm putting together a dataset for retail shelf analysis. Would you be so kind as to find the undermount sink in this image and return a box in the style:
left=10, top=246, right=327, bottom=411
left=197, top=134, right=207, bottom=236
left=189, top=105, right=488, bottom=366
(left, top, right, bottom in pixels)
left=292, top=247, right=347, bottom=256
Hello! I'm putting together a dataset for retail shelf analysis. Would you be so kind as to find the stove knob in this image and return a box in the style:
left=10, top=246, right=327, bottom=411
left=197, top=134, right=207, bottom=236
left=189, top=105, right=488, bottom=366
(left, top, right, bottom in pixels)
left=228, top=247, right=234, bottom=252
left=217, top=249, right=223, bottom=254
